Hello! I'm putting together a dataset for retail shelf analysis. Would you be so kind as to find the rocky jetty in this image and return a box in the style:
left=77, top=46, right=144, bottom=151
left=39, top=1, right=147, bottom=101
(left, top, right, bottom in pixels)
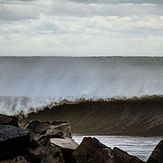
left=0, top=113, right=162, bottom=163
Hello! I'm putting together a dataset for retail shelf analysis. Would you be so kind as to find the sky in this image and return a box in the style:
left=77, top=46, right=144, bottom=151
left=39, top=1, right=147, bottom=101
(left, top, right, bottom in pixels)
left=0, top=0, right=163, bottom=56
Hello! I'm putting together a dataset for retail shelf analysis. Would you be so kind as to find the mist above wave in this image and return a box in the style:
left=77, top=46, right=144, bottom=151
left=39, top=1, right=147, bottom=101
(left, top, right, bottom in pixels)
left=0, top=57, right=163, bottom=97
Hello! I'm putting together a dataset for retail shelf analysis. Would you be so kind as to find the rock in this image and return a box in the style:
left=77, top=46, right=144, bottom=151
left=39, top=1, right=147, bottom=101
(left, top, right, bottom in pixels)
left=112, top=147, right=144, bottom=163
left=0, top=125, right=30, bottom=160
left=51, top=137, right=78, bottom=150
left=147, top=140, right=163, bottom=163
left=0, top=115, right=147, bottom=163
left=0, top=114, right=19, bottom=127
left=25, top=120, right=71, bottom=137
left=51, top=137, right=78, bottom=163
left=25, top=120, right=50, bottom=135
left=72, top=137, right=112, bottom=163
left=72, top=137, right=144, bottom=163
left=1, top=156, right=30, bottom=163
left=25, top=120, right=71, bottom=145
left=26, top=144, right=65, bottom=163
left=51, top=121, right=72, bottom=138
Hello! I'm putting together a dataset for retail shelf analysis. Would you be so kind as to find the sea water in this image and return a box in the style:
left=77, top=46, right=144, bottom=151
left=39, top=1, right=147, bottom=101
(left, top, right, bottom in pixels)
left=73, top=135, right=162, bottom=161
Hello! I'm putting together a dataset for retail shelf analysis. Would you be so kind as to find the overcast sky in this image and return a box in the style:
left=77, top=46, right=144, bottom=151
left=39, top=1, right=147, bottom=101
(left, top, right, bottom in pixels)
left=0, top=0, right=163, bottom=56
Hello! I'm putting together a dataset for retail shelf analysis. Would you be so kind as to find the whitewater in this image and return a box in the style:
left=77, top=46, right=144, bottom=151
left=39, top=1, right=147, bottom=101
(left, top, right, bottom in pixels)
left=0, top=56, right=163, bottom=115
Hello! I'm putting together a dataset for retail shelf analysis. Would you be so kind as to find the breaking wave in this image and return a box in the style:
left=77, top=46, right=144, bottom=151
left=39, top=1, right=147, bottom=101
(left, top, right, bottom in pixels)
left=0, top=95, right=163, bottom=116
left=25, top=95, right=163, bottom=136
left=1, top=57, right=163, bottom=98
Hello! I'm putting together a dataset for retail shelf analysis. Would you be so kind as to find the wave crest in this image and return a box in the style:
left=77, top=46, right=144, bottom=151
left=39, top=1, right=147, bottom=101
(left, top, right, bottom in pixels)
left=24, top=95, right=163, bottom=136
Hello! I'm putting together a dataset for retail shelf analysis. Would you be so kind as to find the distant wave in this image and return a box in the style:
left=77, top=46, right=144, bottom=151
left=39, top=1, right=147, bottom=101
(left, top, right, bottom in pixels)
left=24, top=95, right=163, bottom=136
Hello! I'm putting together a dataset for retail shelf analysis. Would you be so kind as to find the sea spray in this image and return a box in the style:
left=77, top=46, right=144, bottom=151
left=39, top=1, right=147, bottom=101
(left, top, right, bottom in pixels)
left=0, top=57, right=163, bottom=115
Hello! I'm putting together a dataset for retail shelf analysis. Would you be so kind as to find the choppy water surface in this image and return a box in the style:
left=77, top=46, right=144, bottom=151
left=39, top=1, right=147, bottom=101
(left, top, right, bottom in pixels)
left=73, top=135, right=162, bottom=161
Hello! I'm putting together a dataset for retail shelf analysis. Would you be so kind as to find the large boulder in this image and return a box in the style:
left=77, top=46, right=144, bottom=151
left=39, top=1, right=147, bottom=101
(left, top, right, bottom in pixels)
left=0, top=125, right=30, bottom=160
left=0, top=114, right=19, bottom=127
left=51, top=137, right=78, bottom=150
left=72, top=137, right=144, bottom=163
left=25, top=120, right=71, bottom=145
left=112, top=147, right=144, bottom=163
left=26, top=144, right=65, bottom=163
left=147, top=140, right=163, bottom=163
left=72, top=137, right=112, bottom=163
left=51, top=137, right=78, bottom=163
left=25, top=120, right=71, bottom=139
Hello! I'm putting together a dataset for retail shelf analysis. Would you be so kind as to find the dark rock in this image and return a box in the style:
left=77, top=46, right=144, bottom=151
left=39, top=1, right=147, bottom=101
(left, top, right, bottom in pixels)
left=25, top=120, right=71, bottom=137
left=72, top=137, right=112, bottom=163
left=51, top=137, right=78, bottom=150
left=112, top=147, right=145, bottom=163
left=147, top=140, right=163, bottom=163
left=72, top=137, right=144, bottom=163
left=0, top=115, right=147, bottom=163
left=25, top=120, right=71, bottom=145
left=26, top=144, right=65, bottom=163
left=0, top=114, right=19, bottom=127
left=0, top=125, right=30, bottom=160
left=1, top=156, right=30, bottom=163
left=51, top=121, right=72, bottom=138
left=51, top=137, right=78, bottom=163
left=25, top=121, right=50, bottom=135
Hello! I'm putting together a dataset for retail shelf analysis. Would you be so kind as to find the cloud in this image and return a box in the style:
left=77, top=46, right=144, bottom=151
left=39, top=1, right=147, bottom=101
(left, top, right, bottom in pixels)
left=0, top=0, right=162, bottom=20
left=69, top=0, right=163, bottom=4
left=0, top=0, right=163, bottom=56
left=1, top=0, right=163, bottom=4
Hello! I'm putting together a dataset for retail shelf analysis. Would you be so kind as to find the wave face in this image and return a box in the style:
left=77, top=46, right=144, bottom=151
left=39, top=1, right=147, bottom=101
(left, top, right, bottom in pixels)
left=0, top=57, right=163, bottom=115
left=25, top=96, right=163, bottom=136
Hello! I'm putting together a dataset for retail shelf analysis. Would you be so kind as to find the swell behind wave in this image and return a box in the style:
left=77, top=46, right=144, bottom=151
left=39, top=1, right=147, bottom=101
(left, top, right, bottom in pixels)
left=24, top=95, right=163, bottom=136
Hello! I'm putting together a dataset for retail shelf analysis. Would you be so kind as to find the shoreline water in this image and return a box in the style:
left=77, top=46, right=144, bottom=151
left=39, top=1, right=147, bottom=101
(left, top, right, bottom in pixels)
left=73, top=135, right=163, bottom=161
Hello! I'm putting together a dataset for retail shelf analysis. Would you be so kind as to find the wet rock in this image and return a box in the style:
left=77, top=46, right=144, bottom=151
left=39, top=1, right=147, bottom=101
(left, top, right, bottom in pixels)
left=25, top=120, right=71, bottom=137
left=51, top=137, right=78, bottom=163
left=52, top=121, right=72, bottom=138
left=147, top=140, right=163, bottom=163
left=72, top=137, right=112, bottom=163
left=0, top=115, right=147, bottom=163
left=72, top=137, right=144, bottom=163
left=25, top=120, right=71, bottom=145
left=0, top=125, right=30, bottom=160
left=25, top=120, right=49, bottom=135
left=112, top=147, right=145, bottom=163
left=0, top=114, right=19, bottom=127
left=1, top=156, right=30, bottom=163
left=51, top=137, right=78, bottom=150
left=26, top=144, right=65, bottom=163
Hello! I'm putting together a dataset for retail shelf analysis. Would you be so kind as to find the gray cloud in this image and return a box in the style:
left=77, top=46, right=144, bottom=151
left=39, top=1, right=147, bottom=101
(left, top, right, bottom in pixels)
left=69, top=0, right=163, bottom=4
left=0, top=0, right=162, bottom=56
left=1, top=0, right=163, bottom=4
left=0, top=1, right=162, bottom=21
